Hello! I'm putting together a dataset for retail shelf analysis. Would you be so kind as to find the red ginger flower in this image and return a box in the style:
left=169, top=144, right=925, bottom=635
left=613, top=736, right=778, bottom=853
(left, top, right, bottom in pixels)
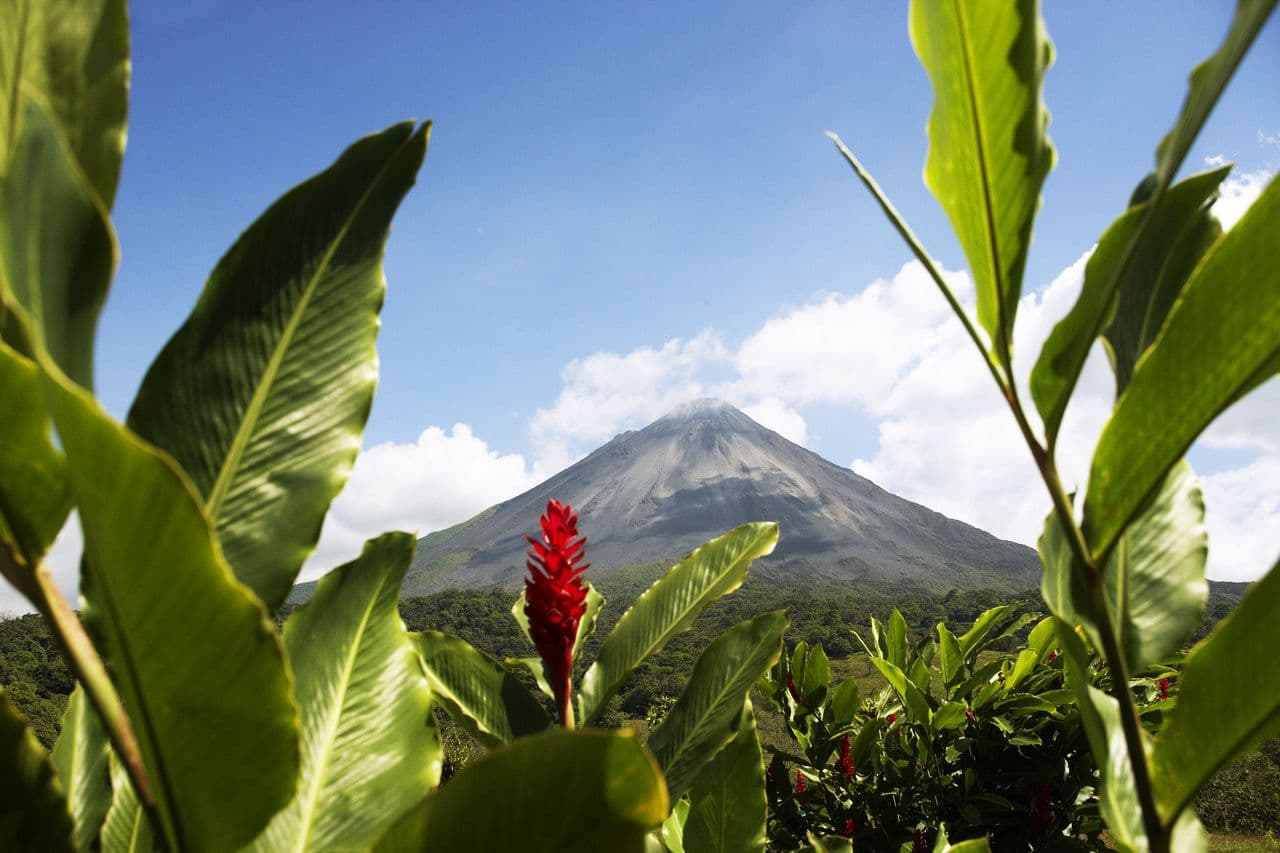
left=912, top=828, right=928, bottom=853
left=838, top=734, right=856, bottom=779
left=794, top=769, right=808, bottom=794
left=1159, top=677, right=1171, bottom=701
left=525, top=500, right=589, bottom=727
left=843, top=817, right=856, bottom=839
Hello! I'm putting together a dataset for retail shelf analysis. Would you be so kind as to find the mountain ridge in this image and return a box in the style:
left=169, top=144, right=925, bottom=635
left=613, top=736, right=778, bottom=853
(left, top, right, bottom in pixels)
left=293, top=399, right=1039, bottom=601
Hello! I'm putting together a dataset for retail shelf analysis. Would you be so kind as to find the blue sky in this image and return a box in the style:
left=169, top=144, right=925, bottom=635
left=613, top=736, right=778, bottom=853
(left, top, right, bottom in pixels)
left=32, top=1, right=1280, bottom=606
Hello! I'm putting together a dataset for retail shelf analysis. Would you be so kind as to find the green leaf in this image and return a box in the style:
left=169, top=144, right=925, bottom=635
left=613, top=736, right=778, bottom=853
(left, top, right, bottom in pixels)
left=910, top=0, right=1055, bottom=359
left=505, top=655, right=555, bottom=701
left=932, top=701, right=968, bottom=732
left=869, top=657, right=932, bottom=726
left=828, top=679, right=861, bottom=728
left=659, top=798, right=690, bottom=853
left=1038, top=505, right=1093, bottom=642
left=931, top=826, right=993, bottom=852
left=937, top=624, right=963, bottom=686
left=251, top=533, right=439, bottom=852
left=957, top=605, right=1013, bottom=659
left=1105, top=461, right=1207, bottom=671
left=100, top=750, right=154, bottom=853
left=50, top=689, right=109, bottom=851
left=800, top=643, right=830, bottom=707
left=416, top=630, right=549, bottom=748
left=1153, top=0, right=1278, bottom=191
left=38, top=369, right=299, bottom=852
left=0, top=685, right=74, bottom=852
left=1031, top=166, right=1230, bottom=441
left=684, top=701, right=766, bottom=853
left=885, top=608, right=907, bottom=669
left=0, top=94, right=113, bottom=391
left=578, top=522, right=778, bottom=726
left=1151, top=556, right=1280, bottom=822
left=375, top=729, right=668, bottom=853
left=648, top=611, right=788, bottom=799
left=0, top=0, right=130, bottom=206
left=1083, top=173, right=1280, bottom=557
left=0, top=345, right=69, bottom=571
left=126, top=122, right=430, bottom=612
left=799, top=833, right=853, bottom=853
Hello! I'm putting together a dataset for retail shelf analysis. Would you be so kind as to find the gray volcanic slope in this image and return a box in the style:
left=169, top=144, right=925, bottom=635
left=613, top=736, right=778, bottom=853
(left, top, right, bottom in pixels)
left=393, top=399, right=1039, bottom=597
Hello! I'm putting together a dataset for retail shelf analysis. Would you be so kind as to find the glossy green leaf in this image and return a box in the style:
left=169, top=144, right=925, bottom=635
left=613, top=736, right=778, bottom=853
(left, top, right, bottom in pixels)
left=38, top=370, right=298, bottom=852
left=126, top=122, right=429, bottom=612
left=50, top=689, right=109, bottom=851
left=1, top=685, right=74, bottom=852
left=0, top=94, right=113, bottom=391
left=932, top=701, right=967, bottom=732
left=885, top=608, right=907, bottom=669
left=1152, top=557, right=1280, bottom=822
left=416, top=630, right=549, bottom=748
left=251, top=532, right=439, bottom=852
left=100, top=750, right=153, bottom=853
left=800, top=643, right=830, bottom=707
left=1031, top=166, right=1229, bottom=441
left=0, top=0, right=129, bottom=206
left=869, top=657, right=932, bottom=726
left=937, top=624, right=963, bottom=686
left=579, top=522, right=778, bottom=726
left=799, top=833, right=853, bottom=853
left=649, top=611, right=788, bottom=799
left=931, top=827, right=992, bottom=852
left=828, top=679, right=860, bottom=728
left=957, top=605, right=1013, bottom=659
left=375, top=729, right=668, bottom=853
left=684, top=701, right=766, bottom=853
left=910, top=0, right=1055, bottom=359
left=659, top=798, right=690, bottom=853
left=1084, top=173, right=1280, bottom=557
left=0, top=344, right=68, bottom=590
left=1153, top=0, right=1278, bottom=191
left=1106, top=461, right=1207, bottom=671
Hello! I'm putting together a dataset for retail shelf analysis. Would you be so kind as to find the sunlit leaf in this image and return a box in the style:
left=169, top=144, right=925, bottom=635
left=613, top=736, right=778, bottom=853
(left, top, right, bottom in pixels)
left=684, top=701, right=766, bottom=853
left=910, top=0, right=1055, bottom=359
left=99, top=750, right=153, bottom=853
left=126, top=122, right=430, bottom=612
left=649, top=611, right=788, bottom=799
left=251, top=533, right=439, bottom=852
left=50, top=689, right=109, bottom=851
left=1, top=685, right=74, bottom=851
left=579, top=523, right=778, bottom=726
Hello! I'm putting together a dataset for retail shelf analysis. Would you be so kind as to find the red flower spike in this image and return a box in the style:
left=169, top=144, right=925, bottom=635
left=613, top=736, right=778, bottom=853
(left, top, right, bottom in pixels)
left=1159, top=677, right=1170, bottom=701
left=524, top=499, right=590, bottom=727
left=843, top=818, right=856, bottom=839
left=887, top=712, right=897, bottom=724
left=912, top=828, right=928, bottom=853
left=838, top=734, right=856, bottom=779
left=794, top=769, right=808, bottom=794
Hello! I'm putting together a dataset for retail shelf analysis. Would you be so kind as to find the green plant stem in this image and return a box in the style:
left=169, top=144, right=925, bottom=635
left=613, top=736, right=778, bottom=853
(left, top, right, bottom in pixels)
left=19, top=556, right=158, bottom=821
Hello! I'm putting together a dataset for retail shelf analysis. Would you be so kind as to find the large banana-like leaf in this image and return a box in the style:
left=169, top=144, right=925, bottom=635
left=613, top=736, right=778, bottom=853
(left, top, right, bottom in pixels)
left=0, top=0, right=129, bottom=206
left=1, top=685, right=75, bottom=852
left=126, top=122, right=429, bottom=613
left=1083, top=174, right=1280, bottom=557
left=1152, top=557, right=1280, bottom=822
left=251, top=532, right=439, bottom=852
left=910, top=0, right=1055, bottom=360
left=1104, top=461, right=1206, bottom=671
left=683, top=701, right=766, bottom=853
left=648, top=611, right=788, bottom=800
left=0, top=344, right=69, bottom=572
left=375, top=729, right=668, bottom=853
left=39, top=368, right=299, bottom=851
left=51, top=689, right=110, bottom=851
left=1030, top=166, right=1229, bottom=443
left=579, top=522, right=778, bottom=726
left=5, top=88, right=299, bottom=851
left=100, top=750, right=153, bottom=853
left=416, top=630, right=549, bottom=748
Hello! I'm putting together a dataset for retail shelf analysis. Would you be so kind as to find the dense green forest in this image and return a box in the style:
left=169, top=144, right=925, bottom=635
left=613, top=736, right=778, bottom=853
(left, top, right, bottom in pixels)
left=3, top=576, right=1275, bottom=834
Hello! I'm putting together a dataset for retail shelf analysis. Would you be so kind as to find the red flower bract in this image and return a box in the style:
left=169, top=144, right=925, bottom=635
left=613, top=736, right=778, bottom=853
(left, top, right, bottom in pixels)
left=838, top=734, right=856, bottom=780
left=525, top=499, right=589, bottom=726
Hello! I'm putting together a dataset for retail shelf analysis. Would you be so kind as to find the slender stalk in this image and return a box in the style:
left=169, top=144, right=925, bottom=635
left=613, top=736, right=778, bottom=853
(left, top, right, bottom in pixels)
left=27, top=563, right=159, bottom=819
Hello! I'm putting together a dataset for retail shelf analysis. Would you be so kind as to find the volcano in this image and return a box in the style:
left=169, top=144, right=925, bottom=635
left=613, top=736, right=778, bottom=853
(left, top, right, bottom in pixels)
left=390, top=399, right=1039, bottom=597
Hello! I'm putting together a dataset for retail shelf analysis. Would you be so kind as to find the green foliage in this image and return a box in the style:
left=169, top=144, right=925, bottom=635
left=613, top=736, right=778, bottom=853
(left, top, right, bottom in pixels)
left=0, top=684, right=74, bottom=851
left=834, top=1, right=1279, bottom=849
left=50, top=690, right=108, bottom=850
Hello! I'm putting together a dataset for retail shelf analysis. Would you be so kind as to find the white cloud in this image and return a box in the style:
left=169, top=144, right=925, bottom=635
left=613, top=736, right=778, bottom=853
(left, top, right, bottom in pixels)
left=1200, top=454, right=1280, bottom=582
left=741, top=397, right=808, bottom=446
left=305, top=424, right=539, bottom=579
left=1212, top=165, right=1273, bottom=230
left=0, top=514, right=83, bottom=616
